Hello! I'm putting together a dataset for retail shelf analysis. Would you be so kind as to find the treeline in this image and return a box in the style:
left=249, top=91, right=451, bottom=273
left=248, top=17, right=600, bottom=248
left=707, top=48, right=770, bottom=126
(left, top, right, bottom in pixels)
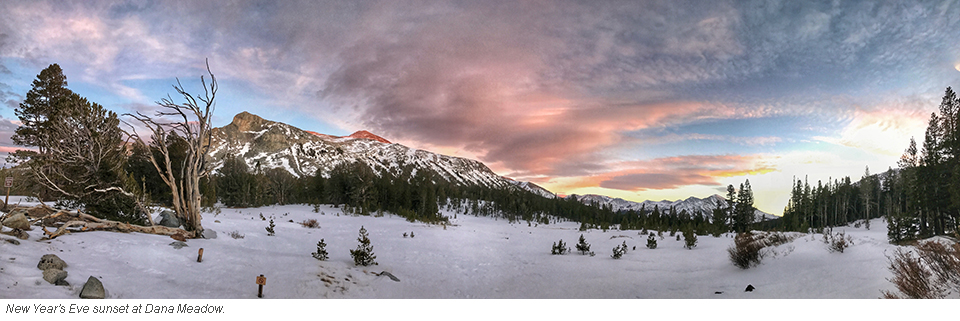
left=782, top=87, right=960, bottom=243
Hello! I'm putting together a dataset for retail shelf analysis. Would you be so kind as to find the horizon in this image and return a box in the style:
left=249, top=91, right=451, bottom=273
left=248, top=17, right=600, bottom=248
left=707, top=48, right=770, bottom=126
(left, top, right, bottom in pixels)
left=2, top=1, right=959, bottom=215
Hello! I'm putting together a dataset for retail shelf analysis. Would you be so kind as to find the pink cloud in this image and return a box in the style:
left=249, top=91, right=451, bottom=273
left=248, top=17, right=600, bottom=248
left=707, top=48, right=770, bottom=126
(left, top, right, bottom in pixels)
left=556, top=154, right=776, bottom=192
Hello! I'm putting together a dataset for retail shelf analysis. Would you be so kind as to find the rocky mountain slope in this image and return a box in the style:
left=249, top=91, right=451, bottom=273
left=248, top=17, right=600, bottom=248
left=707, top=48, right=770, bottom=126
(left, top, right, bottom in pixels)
left=207, top=112, right=511, bottom=189
left=571, top=193, right=777, bottom=221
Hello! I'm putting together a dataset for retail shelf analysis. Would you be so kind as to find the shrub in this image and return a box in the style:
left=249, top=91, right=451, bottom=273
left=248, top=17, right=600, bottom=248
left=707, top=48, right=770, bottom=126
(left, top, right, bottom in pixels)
left=883, top=241, right=960, bottom=299
left=228, top=230, right=245, bottom=239
left=552, top=239, right=567, bottom=255
left=350, top=226, right=377, bottom=266
left=312, top=239, right=329, bottom=261
left=728, top=232, right=764, bottom=269
left=300, top=219, right=320, bottom=229
left=646, top=234, right=658, bottom=249
left=576, top=234, right=591, bottom=255
left=828, top=230, right=853, bottom=253
left=265, top=218, right=276, bottom=236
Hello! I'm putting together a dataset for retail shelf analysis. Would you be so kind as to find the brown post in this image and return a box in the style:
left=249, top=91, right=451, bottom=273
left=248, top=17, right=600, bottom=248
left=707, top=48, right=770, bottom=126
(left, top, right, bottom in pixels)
left=3, top=176, right=12, bottom=212
left=197, top=248, right=204, bottom=262
left=256, top=274, right=266, bottom=298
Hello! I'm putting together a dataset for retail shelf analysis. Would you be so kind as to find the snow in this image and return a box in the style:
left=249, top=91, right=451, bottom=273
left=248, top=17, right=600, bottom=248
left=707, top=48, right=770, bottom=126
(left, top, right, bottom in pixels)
left=0, top=196, right=933, bottom=301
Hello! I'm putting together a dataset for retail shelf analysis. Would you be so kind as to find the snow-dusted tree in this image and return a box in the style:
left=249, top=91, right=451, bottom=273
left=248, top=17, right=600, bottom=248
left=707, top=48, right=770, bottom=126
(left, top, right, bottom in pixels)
left=312, top=239, right=329, bottom=261
left=646, top=234, right=658, bottom=249
left=125, top=60, right=217, bottom=238
left=350, top=226, right=378, bottom=266
left=611, top=243, right=626, bottom=259
left=576, top=234, right=591, bottom=255
left=552, top=239, right=567, bottom=255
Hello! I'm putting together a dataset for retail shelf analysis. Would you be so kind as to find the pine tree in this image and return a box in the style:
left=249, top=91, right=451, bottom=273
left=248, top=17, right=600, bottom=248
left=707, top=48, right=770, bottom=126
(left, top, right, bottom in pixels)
left=683, top=228, right=698, bottom=249
left=575, top=234, right=591, bottom=255
left=646, top=233, right=658, bottom=249
left=265, top=218, right=275, bottom=236
left=734, top=180, right=755, bottom=233
left=350, top=226, right=377, bottom=266
left=611, top=243, right=625, bottom=259
left=12, top=63, right=72, bottom=156
left=551, top=239, right=567, bottom=255
left=312, top=239, right=329, bottom=260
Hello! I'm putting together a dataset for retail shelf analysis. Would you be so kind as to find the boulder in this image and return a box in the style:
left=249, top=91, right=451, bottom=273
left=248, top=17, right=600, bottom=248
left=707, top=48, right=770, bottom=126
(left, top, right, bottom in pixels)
left=201, top=229, right=217, bottom=239
left=80, top=276, right=105, bottom=299
left=745, top=284, right=755, bottom=292
left=158, top=210, right=180, bottom=228
left=37, top=254, right=67, bottom=270
left=3, top=238, right=20, bottom=245
left=2, top=212, right=31, bottom=230
left=42, top=269, right=68, bottom=285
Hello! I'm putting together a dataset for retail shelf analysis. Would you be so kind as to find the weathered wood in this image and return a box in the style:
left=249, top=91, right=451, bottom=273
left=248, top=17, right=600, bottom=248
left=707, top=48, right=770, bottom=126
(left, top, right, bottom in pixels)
left=40, top=216, right=195, bottom=240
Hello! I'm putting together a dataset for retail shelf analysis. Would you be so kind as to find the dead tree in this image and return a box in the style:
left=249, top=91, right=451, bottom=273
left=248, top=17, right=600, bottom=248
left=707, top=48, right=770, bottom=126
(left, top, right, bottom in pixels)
left=125, top=60, right=217, bottom=238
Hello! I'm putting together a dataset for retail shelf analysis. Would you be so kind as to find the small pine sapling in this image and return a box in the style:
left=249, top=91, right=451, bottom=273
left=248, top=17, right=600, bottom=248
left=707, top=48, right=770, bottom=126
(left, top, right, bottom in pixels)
left=646, top=234, right=658, bottom=249
left=576, top=234, right=591, bottom=255
left=552, top=239, right=568, bottom=255
left=403, top=232, right=408, bottom=238
left=410, top=231, right=415, bottom=238
left=621, top=240, right=629, bottom=253
left=683, top=229, right=698, bottom=249
left=676, top=234, right=681, bottom=241
left=350, top=226, right=378, bottom=266
left=611, top=243, right=626, bottom=259
left=312, top=239, right=329, bottom=261
left=265, top=218, right=276, bottom=236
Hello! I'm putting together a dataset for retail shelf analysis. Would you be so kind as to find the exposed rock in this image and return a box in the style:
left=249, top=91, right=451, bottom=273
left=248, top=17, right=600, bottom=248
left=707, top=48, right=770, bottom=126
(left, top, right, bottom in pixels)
left=202, top=228, right=217, bottom=239
left=158, top=210, right=180, bottom=228
left=3, top=238, right=20, bottom=245
left=42, top=269, right=68, bottom=285
left=2, top=212, right=31, bottom=230
left=80, top=276, right=105, bottom=299
left=1, top=229, right=29, bottom=240
left=745, top=284, right=755, bottom=292
left=169, top=241, right=188, bottom=249
left=37, top=254, right=67, bottom=270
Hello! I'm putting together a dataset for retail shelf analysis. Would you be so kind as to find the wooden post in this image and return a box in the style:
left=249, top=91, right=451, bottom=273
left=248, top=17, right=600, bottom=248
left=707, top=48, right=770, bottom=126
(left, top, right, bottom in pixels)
left=3, top=177, right=12, bottom=212
left=197, top=248, right=204, bottom=262
left=256, top=274, right=266, bottom=298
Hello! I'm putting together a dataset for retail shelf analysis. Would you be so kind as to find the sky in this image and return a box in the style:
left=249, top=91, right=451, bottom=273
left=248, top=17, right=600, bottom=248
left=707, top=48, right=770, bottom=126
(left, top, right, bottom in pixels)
left=1, top=0, right=959, bottom=215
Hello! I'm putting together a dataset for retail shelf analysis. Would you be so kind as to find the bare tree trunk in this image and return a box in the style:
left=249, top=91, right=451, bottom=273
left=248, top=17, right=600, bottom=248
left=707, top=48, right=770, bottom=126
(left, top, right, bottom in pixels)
left=125, top=60, right=216, bottom=238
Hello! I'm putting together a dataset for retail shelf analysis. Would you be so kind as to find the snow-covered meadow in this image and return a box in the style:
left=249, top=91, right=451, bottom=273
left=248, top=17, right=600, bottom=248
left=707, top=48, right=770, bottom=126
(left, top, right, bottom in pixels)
left=0, top=196, right=913, bottom=299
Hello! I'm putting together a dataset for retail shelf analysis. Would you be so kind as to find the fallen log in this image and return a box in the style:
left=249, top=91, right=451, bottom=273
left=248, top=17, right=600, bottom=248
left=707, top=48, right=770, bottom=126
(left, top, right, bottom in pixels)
left=42, top=220, right=195, bottom=240
left=31, top=205, right=196, bottom=240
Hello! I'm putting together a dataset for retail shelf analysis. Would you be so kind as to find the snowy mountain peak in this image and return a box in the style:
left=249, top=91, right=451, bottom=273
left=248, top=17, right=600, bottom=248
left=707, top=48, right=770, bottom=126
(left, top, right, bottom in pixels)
left=208, top=112, right=511, bottom=189
left=570, top=193, right=776, bottom=221
left=346, top=130, right=391, bottom=144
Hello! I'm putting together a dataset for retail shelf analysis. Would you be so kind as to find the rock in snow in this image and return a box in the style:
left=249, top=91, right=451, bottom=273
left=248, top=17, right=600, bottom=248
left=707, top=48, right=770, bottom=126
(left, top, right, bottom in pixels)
left=158, top=210, right=180, bottom=228
left=37, top=254, right=67, bottom=270
left=80, top=276, right=105, bottom=299
left=2, top=212, right=31, bottom=230
left=42, top=269, right=68, bottom=285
